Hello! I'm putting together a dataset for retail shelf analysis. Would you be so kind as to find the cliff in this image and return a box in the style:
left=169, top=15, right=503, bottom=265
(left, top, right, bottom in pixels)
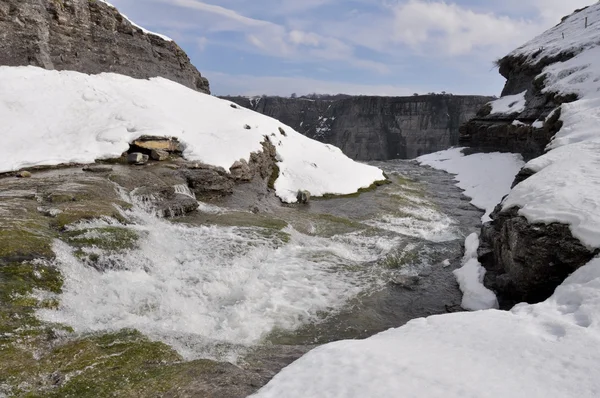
left=468, top=5, right=600, bottom=308
left=222, top=95, right=493, bottom=160
left=0, top=0, right=210, bottom=93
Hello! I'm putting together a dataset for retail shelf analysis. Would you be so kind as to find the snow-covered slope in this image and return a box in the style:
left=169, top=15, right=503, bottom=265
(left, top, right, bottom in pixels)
left=500, top=4, right=600, bottom=248
left=417, top=148, right=524, bottom=222
left=0, top=66, right=384, bottom=202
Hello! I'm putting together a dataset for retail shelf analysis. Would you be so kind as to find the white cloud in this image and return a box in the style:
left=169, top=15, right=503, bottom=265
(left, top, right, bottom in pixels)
left=391, top=1, right=539, bottom=56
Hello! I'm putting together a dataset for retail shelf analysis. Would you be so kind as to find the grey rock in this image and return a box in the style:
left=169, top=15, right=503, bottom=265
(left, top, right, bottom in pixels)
left=296, top=190, right=310, bottom=204
left=127, top=153, right=149, bottom=165
left=150, top=149, right=169, bottom=161
left=391, top=275, right=421, bottom=290
left=83, top=165, right=113, bottom=173
left=221, top=95, right=492, bottom=160
left=0, top=0, right=209, bottom=93
left=229, top=159, right=252, bottom=181
left=182, top=168, right=236, bottom=197
left=157, top=194, right=199, bottom=218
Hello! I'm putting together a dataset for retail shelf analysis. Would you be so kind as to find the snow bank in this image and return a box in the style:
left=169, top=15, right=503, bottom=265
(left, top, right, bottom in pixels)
left=417, top=148, right=524, bottom=221
left=500, top=4, right=600, bottom=248
left=254, top=256, right=600, bottom=398
left=489, top=91, right=527, bottom=114
left=453, top=233, right=498, bottom=311
left=0, top=66, right=384, bottom=202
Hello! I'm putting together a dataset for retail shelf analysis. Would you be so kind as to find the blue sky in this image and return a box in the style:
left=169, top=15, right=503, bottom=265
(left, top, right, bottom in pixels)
left=106, top=0, right=595, bottom=96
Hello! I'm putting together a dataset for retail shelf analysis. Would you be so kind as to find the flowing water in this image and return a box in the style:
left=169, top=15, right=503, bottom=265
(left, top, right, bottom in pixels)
left=36, top=160, right=483, bottom=365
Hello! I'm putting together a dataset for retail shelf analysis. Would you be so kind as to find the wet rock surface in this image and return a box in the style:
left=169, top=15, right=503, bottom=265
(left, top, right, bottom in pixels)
left=0, top=0, right=210, bottom=93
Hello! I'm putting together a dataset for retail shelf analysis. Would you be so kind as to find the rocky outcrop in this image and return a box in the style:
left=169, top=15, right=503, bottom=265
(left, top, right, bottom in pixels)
left=0, top=0, right=210, bottom=93
left=459, top=53, right=575, bottom=160
left=478, top=207, right=598, bottom=308
left=222, top=95, right=492, bottom=160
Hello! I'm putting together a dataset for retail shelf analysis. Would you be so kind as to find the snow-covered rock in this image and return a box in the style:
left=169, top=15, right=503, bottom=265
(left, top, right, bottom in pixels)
left=0, top=66, right=384, bottom=203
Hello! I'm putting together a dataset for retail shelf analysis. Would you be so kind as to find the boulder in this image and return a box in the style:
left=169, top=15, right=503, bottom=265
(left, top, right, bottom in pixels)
left=150, top=149, right=169, bottom=161
left=182, top=168, right=235, bottom=197
left=16, top=171, right=32, bottom=178
left=131, top=136, right=183, bottom=153
left=229, top=159, right=252, bottom=181
left=127, top=153, right=149, bottom=165
left=296, top=190, right=311, bottom=204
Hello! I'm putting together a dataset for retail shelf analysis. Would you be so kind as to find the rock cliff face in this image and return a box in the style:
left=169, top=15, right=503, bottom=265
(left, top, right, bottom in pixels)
left=0, top=0, right=210, bottom=93
left=459, top=53, right=575, bottom=160
left=223, top=95, right=492, bottom=160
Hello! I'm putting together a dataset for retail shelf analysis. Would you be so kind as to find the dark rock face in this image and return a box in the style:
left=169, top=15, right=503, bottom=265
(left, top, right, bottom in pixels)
left=0, top=0, right=210, bottom=93
left=479, top=207, right=597, bottom=309
left=459, top=53, right=575, bottom=160
left=222, top=95, right=493, bottom=160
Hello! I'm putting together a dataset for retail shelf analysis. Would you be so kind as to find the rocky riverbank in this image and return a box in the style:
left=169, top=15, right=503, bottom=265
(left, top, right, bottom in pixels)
left=0, top=153, right=484, bottom=396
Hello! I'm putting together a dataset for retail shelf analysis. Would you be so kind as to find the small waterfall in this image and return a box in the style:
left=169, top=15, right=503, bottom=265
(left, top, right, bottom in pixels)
left=174, top=184, right=196, bottom=199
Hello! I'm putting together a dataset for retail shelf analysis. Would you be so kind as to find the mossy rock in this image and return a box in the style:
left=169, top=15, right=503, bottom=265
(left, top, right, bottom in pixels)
left=62, top=227, right=139, bottom=252
left=315, top=178, right=391, bottom=200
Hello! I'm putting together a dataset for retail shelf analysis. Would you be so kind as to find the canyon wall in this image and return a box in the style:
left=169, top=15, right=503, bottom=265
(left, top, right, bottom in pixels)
left=223, top=95, right=493, bottom=160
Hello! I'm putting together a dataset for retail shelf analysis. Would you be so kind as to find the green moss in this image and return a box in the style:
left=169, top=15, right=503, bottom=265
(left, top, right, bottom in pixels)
left=52, top=205, right=128, bottom=230
left=0, top=225, right=55, bottom=260
left=268, top=164, right=280, bottom=190
left=316, top=178, right=391, bottom=200
left=0, top=328, right=226, bottom=398
left=0, top=262, right=63, bottom=338
left=381, top=250, right=419, bottom=269
left=62, top=227, right=138, bottom=252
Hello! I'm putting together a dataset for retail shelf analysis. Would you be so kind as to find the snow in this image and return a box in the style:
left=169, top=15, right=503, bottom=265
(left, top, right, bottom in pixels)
left=453, top=233, right=498, bottom=311
left=488, top=91, right=527, bottom=115
left=97, top=0, right=172, bottom=41
left=417, top=148, right=524, bottom=222
left=500, top=3, right=600, bottom=248
left=253, top=256, right=600, bottom=398
left=0, top=66, right=384, bottom=203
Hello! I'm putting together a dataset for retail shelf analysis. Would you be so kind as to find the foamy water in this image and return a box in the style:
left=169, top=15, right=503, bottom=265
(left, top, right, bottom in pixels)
left=38, top=200, right=398, bottom=360
left=37, top=173, right=462, bottom=361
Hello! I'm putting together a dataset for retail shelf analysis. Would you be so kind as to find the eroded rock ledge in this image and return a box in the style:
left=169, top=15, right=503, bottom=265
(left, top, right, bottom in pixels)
left=478, top=207, right=598, bottom=308
left=0, top=0, right=210, bottom=93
